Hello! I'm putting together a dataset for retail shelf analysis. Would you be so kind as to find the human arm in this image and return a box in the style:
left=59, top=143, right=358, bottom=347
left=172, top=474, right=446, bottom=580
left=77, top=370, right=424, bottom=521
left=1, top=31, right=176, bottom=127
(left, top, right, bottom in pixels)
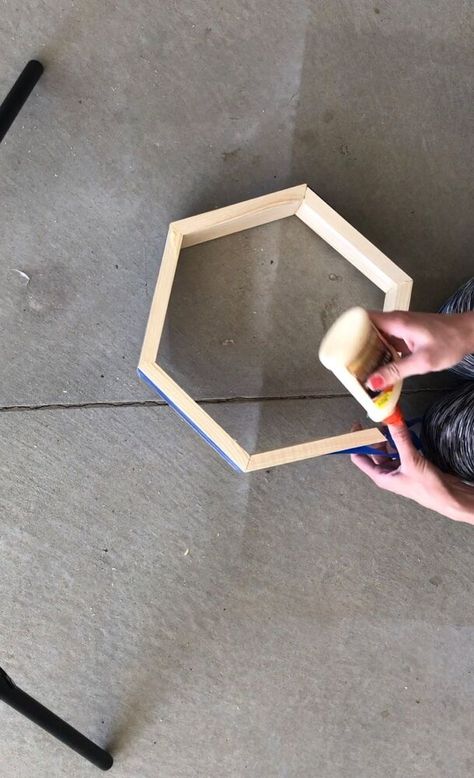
left=366, top=310, right=474, bottom=391
left=350, top=422, right=474, bottom=524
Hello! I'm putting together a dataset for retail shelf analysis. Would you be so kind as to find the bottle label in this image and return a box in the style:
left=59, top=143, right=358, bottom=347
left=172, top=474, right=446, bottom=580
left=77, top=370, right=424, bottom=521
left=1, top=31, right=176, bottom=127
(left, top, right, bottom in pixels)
left=372, top=389, right=393, bottom=408
left=347, top=323, right=399, bottom=402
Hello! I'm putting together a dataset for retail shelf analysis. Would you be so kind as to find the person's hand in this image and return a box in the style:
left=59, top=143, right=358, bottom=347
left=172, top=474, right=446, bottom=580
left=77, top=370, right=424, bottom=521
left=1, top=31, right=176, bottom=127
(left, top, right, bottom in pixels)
left=366, top=310, right=474, bottom=391
left=350, top=421, right=474, bottom=524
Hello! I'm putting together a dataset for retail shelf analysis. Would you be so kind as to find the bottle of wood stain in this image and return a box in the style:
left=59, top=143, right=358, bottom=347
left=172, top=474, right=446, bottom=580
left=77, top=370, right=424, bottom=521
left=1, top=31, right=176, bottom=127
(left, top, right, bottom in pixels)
left=319, top=307, right=404, bottom=424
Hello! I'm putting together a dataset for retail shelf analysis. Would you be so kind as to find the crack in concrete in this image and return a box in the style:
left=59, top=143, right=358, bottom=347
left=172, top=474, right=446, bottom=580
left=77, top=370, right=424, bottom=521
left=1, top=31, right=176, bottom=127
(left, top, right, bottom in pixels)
left=0, top=386, right=451, bottom=413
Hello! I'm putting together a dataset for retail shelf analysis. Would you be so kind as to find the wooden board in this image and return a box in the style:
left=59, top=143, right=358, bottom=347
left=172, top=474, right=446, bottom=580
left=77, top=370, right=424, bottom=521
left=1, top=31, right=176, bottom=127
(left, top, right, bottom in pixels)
left=246, top=427, right=387, bottom=471
left=138, top=361, right=250, bottom=472
left=175, top=184, right=307, bottom=248
left=296, top=188, right=412, bottom=293
left=139, top=227, right=182, bottom=365
left=383, top=281, right=413, bottom=312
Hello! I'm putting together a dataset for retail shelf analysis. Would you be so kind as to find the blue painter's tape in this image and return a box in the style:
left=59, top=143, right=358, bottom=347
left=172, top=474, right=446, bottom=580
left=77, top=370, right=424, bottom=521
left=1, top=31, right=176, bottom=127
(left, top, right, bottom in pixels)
left=137, top=368, right=244, bottom=472
left=329, top=445, right=400, bottom=458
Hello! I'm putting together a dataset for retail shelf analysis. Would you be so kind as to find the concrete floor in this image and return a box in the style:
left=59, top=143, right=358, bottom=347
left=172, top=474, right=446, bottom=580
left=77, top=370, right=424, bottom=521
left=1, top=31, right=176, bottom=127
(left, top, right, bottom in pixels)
left=1, top=1, right=473, bottom=776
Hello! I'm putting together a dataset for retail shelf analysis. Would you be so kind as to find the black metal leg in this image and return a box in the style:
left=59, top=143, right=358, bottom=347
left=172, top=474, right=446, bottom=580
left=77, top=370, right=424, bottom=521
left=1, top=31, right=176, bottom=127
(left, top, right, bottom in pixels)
left=0, top=59, right=44, bottom=142
left=0, top=667, right=113, bottom=771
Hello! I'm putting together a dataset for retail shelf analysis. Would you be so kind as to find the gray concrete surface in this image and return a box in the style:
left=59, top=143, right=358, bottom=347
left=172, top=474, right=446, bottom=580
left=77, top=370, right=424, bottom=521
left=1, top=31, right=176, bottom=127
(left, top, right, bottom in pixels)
left=0, top=1, right=473, bottom=776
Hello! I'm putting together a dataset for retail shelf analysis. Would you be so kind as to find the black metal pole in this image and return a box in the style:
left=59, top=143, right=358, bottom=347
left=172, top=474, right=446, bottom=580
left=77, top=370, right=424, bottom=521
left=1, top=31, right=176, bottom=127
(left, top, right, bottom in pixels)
left=0, top=59, right=44, bottom=142
left=0, top=667, right=113, bottom=770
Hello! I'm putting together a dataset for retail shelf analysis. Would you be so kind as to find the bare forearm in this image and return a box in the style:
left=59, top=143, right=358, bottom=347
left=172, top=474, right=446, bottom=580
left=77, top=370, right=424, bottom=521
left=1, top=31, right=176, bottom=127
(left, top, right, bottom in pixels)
left=460, top=311, right=474, bottom=354
left=445, top=479, right=474, bottom=524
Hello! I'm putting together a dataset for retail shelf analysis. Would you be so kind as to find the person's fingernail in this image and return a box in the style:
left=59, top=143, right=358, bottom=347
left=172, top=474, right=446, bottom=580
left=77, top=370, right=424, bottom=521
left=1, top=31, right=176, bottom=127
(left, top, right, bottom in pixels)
left=368, top=374, right=385, bottom=390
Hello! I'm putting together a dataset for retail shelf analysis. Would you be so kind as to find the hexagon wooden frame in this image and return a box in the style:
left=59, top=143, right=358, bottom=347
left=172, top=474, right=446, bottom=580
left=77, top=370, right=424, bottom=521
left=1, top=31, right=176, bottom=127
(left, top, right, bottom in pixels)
left=138, top=184, right=412, bottom=471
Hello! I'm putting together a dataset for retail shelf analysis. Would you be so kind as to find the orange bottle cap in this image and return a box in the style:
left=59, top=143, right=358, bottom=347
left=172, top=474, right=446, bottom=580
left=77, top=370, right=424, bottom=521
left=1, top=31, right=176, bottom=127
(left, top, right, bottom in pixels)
left=384, top=406, right=405, bottom=426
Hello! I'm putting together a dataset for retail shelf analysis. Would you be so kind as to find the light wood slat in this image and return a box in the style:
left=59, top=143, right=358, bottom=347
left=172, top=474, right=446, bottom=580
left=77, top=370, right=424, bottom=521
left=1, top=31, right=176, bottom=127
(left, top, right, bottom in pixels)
left=297, top=188, right=412, bottom=293
left=138, top=362, right=250, bottom=472
left=175, top=184, right=307, bottom=247
left=383, top=281, right=413, bottom=311
left=139, top=226, right=182, bottom=364
left=246, top=427, right=387, bottom=471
